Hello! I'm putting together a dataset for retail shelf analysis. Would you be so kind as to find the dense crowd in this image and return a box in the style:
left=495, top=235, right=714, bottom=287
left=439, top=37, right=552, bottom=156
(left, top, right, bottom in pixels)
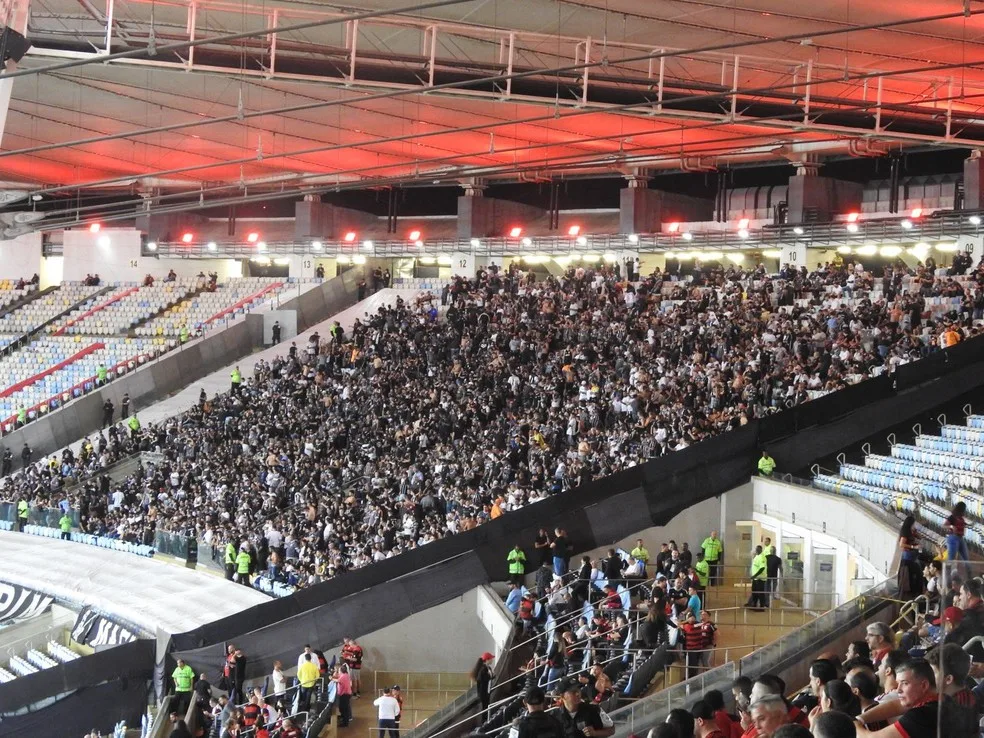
left=3, top=257, right=984, bottom=592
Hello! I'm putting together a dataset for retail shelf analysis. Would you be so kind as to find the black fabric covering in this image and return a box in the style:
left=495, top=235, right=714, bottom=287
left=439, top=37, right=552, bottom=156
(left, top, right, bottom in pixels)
left=0, top=638, right=154, bottom=712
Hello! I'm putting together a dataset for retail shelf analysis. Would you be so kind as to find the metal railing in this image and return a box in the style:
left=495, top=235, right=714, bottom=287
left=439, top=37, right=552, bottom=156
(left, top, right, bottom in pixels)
left=606, top=579, right=897, bottom=738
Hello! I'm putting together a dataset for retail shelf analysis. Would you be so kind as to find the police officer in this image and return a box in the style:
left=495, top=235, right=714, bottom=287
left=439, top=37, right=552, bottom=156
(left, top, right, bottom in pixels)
left=556, top=680, right=614, bottom=738
left=1, top=446, right=11, bottom=476
left=508, top=687, right=565, bottom=738
left=271, top=321, right=281, bottom=344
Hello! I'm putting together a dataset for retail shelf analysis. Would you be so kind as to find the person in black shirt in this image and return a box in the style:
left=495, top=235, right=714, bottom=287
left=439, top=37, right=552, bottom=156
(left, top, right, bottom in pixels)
left=603, top=549, right=623, bottom=587
left=534, top=528, right=553, bottom=567
left=557, top=680, right=614, bottom=738
left=855, top=658, right=977, bottom=738
left=551, top=528, right=570, bottom=577
left=508, top=687, right=565, bottom=738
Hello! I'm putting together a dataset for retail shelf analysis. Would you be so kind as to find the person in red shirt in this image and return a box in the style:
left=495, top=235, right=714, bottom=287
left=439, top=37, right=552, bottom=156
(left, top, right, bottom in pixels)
left=241, top=695, right=261, bottom=728
left=693, top=698, right=730, bottom=738
left=341, top=637, right=364, bottom=697
left=705, top=690, right=743, bottom=738
left=278, top=717, right=302, bottom=738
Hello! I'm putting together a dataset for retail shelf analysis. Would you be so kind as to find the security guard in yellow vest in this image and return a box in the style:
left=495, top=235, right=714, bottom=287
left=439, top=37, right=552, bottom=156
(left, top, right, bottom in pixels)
left=746, top=545, right=769, bottom=611
left=16, top=498, right=28, bottom=532
left=757, top=450, right=775, bottom=476
left=224, top=541, right=236, bottom=580
left=231, top=367, right=242, bottom=395
left=235, top=545, right=252, bottom=586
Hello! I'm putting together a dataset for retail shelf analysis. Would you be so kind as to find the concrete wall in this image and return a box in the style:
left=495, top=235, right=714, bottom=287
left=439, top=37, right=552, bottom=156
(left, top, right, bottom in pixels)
left=63, top=229, right=144, bottom=283
left=358, top=586, right=504, bottom=673
left=0, top=232, right=42, bottom=281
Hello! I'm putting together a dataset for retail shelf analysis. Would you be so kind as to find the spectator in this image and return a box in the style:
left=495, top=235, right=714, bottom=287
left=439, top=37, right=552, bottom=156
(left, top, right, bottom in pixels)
left=811, top=712, right=857, bottom=738
left=374, top=686, right=401, bottom=738
left=897, top=516, right=922, bottom=597
left=270, top=660, right=286, bottom=695
left=551, top=528, right=571, bottom=577
left=865, top=624, right=894, bottom=669
left=749, top=695, right=788, bottom=738
left=509, top=686, right=565, bottom=738
left=557, top=679, right=614, bottom=738
left=341, top=637, right=363, bottom=697
left=297, top=653, right=320, bottom=712
left=945, top=578, right=984, bottom=660
left=332, top=663, right=354, bottom=727
left=472, top=652, right=494, bottom=716
left=692, top=699, right=729, bottom=738
left=943, top=501, right=969, bottom=570
left=168, top=719, right=193, bottom=738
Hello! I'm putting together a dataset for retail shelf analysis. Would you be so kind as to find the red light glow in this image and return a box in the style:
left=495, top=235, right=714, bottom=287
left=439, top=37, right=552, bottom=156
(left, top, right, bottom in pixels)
left=567, top=225, right=581, bottom=237
left=847, top=212, right=860, bottom=223
left=246, top=232, right=259, bottom=243
left=181, top=232, right=194, bottom=243
left=737, top=218, right=749, bottom=230
left=667, top=222, right=680, bottom=233
left=911, top=208, right=923, bottom=218
left=408, top=230, right=421, bottom=241
left=509, top=226, right=523, bottom=238
left=344, top=231, right=357, bottom=242
left=89, top=223, right=101, bottom=233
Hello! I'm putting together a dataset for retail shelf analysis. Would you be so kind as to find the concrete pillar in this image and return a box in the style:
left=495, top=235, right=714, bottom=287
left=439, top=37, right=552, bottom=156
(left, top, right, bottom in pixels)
left=958, top=234, right=984, bottom=265
left=965, top=154, right=984, bottom=211
left=786, top=173, right=863, bottom=224
left=295, top=197, right=377, bottom=241
left=780, top=244, right=808, bottom=269
left=619, top=183, right=662, bottom=235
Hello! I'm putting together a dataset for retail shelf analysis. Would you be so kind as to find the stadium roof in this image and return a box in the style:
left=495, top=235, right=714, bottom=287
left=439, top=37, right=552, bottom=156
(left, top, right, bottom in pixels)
left=3, top=0, right=984, bottom=219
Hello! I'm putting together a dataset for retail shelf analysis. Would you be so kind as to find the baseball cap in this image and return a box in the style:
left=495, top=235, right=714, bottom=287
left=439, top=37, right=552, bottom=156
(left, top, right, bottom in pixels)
left=944, top=606, right=965, bottom=624
left=525, top=687, right=546, bottom=705
left=481, top=652, right=494, bottom=661
left=560, top=678, right=582, bottom=694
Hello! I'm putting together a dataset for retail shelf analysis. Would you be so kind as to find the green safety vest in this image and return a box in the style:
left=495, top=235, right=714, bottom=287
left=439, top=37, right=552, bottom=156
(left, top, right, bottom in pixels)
left=17, top=500, right=28, bottom=520
left=180, top=326, right=189, bottom=343
left=751, top=553, right=767, bottom=580
left=758, top=455, right=775, bottom=476
left=96, top=366, right=108, bottom=382
left=128, top=416, right=140, bottom=431
left=225, top=543, right=236, bottom=565
left=231, top=369, right=242, bottom=385
left=694, top=559, right=709, bottom=587
left=507, top=549, right=526, bottom=575
left=16, top=408, right=25, bottom=424
left=172, top=664, right=195, bottom=692
left=236, top=551, right=251, bottom=574
left=701, top=537, right=723, bottom=562
left=631, top=546, right=650, bottom=564
left=59, top=514, right=72, bottom=533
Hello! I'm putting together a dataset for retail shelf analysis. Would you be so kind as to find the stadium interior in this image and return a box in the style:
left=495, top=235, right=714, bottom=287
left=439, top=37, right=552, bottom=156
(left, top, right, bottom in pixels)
left=4, top=1, right=984, bottom=738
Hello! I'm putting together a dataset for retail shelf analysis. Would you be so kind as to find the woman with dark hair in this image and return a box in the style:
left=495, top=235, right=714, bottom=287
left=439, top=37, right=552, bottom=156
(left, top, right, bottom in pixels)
left=944, top=501, right=969, bottom=568
left=820, top=678, right=861, bottom=717
left=898, top=515, right=922, bottom=596
left=471, top=652, right=494, bottom=716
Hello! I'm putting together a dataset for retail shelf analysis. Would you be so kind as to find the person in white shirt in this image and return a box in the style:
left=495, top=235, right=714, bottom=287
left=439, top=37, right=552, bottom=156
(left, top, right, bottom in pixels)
left=297, top=645, right=315, bottom=672
left=270, top=660, right=287, bottom=695
left=374, top=686, right=401, bottom=738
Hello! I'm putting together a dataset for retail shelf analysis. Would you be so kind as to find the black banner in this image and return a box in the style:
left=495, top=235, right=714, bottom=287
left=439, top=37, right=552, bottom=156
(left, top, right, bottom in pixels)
left=0, top=582, right=53, bottom=623
left=71, top=607, right=137, bottom=648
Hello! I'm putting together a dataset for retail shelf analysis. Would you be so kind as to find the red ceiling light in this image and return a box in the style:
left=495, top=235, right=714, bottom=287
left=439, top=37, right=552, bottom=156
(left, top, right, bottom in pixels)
left=246, top=232, right=260, bottom=243
left=509, top=226, right=523, bottom=238
left=344, top=231, right=357, bottom=243
left=181, top=232, right=194, bottom=243
left=847, top=212, right=860, bottom=223
left=911, top=207, right=923, bottom=219
left=567, top=225, right=581, bottom=237
left=89, top=223, right=101, bottom=233
left=408, top=230, right=421, bottom=241
left=667, top=222, right=681, bottom=233
left=737, top=218, right=749, bottom=230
